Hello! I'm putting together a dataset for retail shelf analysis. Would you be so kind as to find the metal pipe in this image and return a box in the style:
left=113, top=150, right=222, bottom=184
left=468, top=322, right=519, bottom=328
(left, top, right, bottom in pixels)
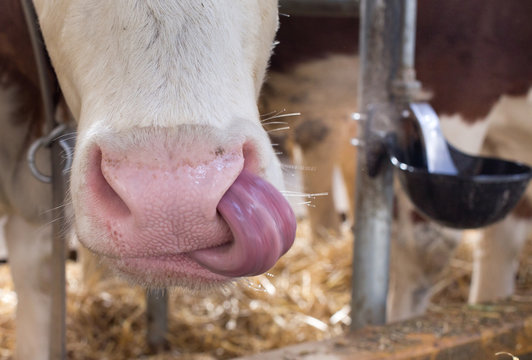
left=20, top=1, right=67, bottom=358
left=351, top=0, right=408, bottom=331
left=279, top=0, right=359, bottom=17
left=48, top=123, right=69, bottom=360
left=400, top=0, right=417, bottom=70
left=393, top=0, right=420, bottom=99
left=146, top=291, right=169, bottom=352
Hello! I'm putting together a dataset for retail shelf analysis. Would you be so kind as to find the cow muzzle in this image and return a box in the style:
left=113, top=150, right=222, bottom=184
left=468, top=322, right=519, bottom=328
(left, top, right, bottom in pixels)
left=78, top=126, right=296, bottom=283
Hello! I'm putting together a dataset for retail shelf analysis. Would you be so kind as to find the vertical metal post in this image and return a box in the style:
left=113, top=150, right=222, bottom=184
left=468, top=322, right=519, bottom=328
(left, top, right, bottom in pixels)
left=21, top=1, right=68, bottom=357
left=394, top=0, right=420, bottom=99
left=49, top=141, right=68, bottom=360
left=146, top=290, right=169, bottom=352
left=351, top=0, right=415, bottom=330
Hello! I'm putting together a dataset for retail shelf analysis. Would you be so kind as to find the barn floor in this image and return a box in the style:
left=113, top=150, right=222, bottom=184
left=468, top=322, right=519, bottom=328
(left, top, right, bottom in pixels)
left=237, top=298, right=532, bottom=360
left=0, top=220, right=531, bottom=359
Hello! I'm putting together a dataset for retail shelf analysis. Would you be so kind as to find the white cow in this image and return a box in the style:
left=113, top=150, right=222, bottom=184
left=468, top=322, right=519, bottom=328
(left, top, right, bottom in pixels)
left=1, top=1, right=296, bottom=359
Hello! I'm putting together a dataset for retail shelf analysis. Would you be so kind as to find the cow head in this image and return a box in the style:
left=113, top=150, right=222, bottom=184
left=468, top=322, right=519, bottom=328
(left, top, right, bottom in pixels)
left=32, top=0, right=296, bottom=288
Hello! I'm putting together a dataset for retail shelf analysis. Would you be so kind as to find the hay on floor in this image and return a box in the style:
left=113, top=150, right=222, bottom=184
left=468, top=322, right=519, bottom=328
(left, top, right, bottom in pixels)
left=0, top=219, right=531, bottom=359
left=0, top=220, right=353, bottom=359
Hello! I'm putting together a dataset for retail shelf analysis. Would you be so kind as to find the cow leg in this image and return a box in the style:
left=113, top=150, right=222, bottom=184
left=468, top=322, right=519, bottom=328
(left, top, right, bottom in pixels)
left=5, top=215, right=52, bottom=360
left=469, top=92, right=532, bottom=303
left=387, top=189, right=462, bottom=322
left=469, top=213, right=531, bottom=303
left=387, top=224, right=462, bottom=321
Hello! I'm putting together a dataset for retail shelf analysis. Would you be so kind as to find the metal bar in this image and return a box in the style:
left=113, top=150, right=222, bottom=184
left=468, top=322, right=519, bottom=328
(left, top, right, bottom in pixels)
left=49, top=133, right=68, bottom=360
left=393, top=0, right=421, bottom=99
left=399, top=0, right=417, bottom=71
left=350, top=0, right=406, bottom=330
left=20, top=1, right=67, bottom=358
left=279, top=0, right=359, bottom=17
left=20, top=0, right=55, bottom=129
left=146, top=290, right=169, bottom=352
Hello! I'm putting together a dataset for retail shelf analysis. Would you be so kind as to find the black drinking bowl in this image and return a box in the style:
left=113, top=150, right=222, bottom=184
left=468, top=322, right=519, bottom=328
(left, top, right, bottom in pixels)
left=388, top=139, right=532, bottom=229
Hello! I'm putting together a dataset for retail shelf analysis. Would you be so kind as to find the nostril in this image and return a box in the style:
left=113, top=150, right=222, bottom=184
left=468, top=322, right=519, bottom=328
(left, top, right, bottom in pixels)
left=242, top=142, right=260, bottom=175
left=87, top=147, right=131, bottom=219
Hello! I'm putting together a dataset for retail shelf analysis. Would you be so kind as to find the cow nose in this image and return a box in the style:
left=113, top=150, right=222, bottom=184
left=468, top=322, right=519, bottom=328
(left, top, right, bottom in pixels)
left=84, top=131, right=296, bottom=278
left=86, top=142, right=245, bottom=253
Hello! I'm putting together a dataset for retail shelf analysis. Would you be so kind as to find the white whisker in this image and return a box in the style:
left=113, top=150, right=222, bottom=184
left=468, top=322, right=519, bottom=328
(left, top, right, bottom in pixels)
left=267, top=126, right=290, bottom=133
left=280, top=191, right=328, bottom=199
left=56, top=131, right=76, bottom=139
left=262, top=121, right=289, bottom=126
left=260, top=109, right=280, bottom=118
left=281, top=163, right=317, bottom=172
left=261, top=112, right=301, bottom=122
left=42, top=200, right=72, bottom=213
left=56, top=135, right=77, bottom=143
left=42, top=215, right=67, bottom=228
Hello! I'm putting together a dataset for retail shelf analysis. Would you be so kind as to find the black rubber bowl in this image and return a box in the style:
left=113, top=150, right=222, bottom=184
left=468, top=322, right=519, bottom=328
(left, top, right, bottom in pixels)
left=388, top=139, right=532, bottom=229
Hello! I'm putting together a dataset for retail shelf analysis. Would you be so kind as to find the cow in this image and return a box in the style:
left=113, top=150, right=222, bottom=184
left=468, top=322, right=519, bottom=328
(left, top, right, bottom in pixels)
left=1, top=1, right=296, bottom=359
left=389, top=0, right=532, bottom=321
left=264, top=0, right=532, bottom=322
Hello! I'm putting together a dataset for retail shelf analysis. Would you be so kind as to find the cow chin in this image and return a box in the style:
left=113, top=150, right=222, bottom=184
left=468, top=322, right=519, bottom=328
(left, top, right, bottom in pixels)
left=75, top=228, right=235, bottom=289
left=99, top=253, right=232, bottom=290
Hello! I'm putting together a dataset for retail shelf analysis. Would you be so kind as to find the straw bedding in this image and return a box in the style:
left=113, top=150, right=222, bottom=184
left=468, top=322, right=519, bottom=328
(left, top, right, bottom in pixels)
left=0, top=220, right=530, bottom=359
left=0, top=220, right=352, bottom=359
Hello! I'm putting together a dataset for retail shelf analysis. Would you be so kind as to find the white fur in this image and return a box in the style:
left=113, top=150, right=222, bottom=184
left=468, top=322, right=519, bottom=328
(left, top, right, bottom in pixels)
left=440, top=114, right=491, bottom=155
left=469, top=214, right=531, bottom=302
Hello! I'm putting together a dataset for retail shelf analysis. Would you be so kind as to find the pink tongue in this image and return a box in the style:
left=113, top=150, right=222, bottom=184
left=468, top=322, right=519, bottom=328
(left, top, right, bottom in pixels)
left=189, top=170, right=296, bottom=277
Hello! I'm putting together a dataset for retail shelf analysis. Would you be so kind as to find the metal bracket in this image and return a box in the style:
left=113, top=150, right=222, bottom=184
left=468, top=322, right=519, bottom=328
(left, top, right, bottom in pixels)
left=363, top=104, right=396, bottom=177
left=27, top=124, right=75, bottom=183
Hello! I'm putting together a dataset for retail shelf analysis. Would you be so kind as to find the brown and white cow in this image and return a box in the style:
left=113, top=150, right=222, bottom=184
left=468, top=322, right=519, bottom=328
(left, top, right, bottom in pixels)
left=389, top=0, right=532, bottom=321
left=265, top=0, right=532, bottom=321
left=1, top=1, right=296, bottom=359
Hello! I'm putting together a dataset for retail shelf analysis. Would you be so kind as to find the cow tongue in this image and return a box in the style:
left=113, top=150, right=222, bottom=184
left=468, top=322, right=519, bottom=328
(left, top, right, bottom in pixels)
left=189, top=169, right=296, bottom=277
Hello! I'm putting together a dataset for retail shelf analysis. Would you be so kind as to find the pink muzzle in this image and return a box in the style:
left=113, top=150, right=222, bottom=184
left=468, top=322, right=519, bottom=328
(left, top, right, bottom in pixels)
left=84, top=138, right=296, bottom=281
